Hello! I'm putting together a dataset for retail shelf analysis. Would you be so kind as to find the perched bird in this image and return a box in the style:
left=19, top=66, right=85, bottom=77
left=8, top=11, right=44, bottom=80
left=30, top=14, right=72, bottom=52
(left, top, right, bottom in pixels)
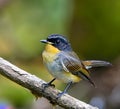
left=40, top=34, right=111, bottom=98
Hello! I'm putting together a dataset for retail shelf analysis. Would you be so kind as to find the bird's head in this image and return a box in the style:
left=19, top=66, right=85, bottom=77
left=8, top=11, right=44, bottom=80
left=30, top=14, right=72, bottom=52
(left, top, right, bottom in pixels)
left=40, top=34, right=72, bottom=51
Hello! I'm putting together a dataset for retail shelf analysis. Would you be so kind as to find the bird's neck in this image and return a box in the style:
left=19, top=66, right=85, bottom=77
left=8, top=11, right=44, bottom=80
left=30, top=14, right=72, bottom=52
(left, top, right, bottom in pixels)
left=45, top=44, right=60, bottom=54
left=55, top=43, right=72, bottom=51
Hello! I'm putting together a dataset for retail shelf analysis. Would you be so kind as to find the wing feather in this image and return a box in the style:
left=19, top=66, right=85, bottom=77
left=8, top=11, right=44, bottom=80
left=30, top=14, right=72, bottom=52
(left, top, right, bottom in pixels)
left=59, top=51, right=83, bottom=73
left=59, top=51, right=95, bottom=86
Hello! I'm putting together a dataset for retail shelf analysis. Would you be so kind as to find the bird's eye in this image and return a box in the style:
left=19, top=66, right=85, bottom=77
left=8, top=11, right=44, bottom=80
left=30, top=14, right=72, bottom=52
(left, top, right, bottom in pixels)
left=56, top=39, right=60, bottom=44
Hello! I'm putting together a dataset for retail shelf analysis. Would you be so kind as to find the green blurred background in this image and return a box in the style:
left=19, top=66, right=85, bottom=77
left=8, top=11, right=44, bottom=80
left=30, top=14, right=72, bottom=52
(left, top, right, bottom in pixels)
left=0, top=0, right=120, bottom=109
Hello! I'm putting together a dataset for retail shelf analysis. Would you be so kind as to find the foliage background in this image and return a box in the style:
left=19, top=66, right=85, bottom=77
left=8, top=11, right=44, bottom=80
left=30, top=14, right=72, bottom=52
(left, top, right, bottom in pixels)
left=0, top=0, right=120, bottom=109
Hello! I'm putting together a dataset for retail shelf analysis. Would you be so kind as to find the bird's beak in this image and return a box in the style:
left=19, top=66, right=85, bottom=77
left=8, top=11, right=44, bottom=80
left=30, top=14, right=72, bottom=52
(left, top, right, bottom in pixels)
left=40, top=39, right=48, bottom=43
left=40, top=39, right=53, bottom=44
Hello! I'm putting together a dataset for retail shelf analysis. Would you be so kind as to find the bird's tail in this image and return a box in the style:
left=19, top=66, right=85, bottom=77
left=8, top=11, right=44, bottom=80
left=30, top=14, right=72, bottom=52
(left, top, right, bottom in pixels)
left=78, top=68, right=96, bottom=87
left=82, top=60, right=112, bottom=69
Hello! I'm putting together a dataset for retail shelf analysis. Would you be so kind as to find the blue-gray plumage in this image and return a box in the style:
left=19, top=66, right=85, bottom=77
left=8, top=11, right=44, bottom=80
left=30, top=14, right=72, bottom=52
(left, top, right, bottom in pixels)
left=40, top=34, right=111, bottom=98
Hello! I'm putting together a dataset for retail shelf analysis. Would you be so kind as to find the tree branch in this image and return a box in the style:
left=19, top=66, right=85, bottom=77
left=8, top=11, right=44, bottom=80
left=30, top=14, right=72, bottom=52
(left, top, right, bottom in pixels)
left=0, top=57, right=98, bottom=109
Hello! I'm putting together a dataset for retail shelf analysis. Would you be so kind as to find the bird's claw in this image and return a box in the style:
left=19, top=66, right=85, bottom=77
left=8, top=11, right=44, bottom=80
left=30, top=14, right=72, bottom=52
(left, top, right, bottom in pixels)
left=49, top=83, right=55, bottom=88
left=42, top=83, right=55, bottom=89
left=57, top=91, right=66, bottom=99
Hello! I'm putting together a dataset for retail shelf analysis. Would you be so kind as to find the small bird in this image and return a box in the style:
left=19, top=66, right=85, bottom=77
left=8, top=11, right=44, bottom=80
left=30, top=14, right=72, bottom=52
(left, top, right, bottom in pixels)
left=40, top=34, right=111, bottom=98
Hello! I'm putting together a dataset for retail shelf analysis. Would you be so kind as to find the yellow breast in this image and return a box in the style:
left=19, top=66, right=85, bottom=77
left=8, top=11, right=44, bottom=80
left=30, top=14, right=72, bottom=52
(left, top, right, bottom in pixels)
left=42, top=44, right=60, bottom=62
left=42, top=44, right=81, bottom=83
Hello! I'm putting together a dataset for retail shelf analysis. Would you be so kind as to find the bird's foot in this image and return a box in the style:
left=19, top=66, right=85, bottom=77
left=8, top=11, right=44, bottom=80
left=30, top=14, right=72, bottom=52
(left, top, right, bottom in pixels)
left=42, top=82, right=55, bottom=89
left=57, top=91, right=66, bottom=99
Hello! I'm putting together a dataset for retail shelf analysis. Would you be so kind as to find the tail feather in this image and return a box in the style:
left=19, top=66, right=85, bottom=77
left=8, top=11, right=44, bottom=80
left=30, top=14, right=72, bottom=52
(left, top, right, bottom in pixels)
left=74, top=67, right=96, bottom=87
left=77, top=71, right=95, bottom=87
left=82, top=60, right=112, bottom=69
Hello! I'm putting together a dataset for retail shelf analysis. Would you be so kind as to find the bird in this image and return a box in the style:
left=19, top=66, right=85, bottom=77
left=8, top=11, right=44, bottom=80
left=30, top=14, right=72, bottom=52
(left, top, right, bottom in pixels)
left=40, top=34, right=111, bottom=98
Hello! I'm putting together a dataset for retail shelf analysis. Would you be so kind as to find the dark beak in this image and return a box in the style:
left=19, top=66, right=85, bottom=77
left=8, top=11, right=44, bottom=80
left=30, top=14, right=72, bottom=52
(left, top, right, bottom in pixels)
left=40, top=39, right=48, bottom=43
left=40, top=39, right=53, bottom=44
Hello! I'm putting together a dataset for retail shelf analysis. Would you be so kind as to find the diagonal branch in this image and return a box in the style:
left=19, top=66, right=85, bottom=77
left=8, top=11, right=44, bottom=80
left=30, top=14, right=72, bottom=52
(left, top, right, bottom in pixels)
left=0, top=57, right=98, bottom=109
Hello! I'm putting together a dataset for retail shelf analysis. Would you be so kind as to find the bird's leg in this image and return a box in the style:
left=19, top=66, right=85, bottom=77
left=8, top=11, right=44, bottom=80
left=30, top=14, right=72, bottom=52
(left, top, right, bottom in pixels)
left=42, top=78, right=56, bottom=89
left=47, top=78, right=56, bottom=87
left=57, top=81, right=73, bottom=98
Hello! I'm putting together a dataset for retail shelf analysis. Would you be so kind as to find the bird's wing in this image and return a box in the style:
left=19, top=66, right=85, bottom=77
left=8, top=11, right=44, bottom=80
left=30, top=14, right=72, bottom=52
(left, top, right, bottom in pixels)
left=59, top=51, right=84, bottom=73
left=59, top=51, right=95, bottom=86
left=82, top=60, right=111, bottom=69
